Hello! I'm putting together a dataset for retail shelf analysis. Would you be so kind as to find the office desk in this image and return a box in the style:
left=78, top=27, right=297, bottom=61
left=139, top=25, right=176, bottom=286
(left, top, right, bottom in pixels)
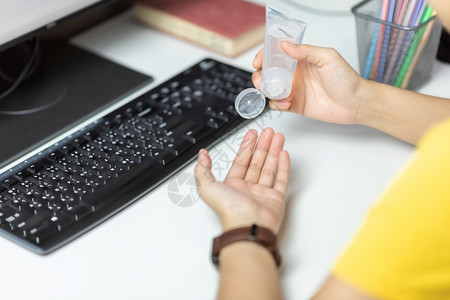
left=1, top=2, right=449, bottom=300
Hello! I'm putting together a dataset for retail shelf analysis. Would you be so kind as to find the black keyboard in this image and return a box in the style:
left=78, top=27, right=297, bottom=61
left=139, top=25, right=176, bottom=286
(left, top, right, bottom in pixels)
left=0, top=58, right=259, bottom=254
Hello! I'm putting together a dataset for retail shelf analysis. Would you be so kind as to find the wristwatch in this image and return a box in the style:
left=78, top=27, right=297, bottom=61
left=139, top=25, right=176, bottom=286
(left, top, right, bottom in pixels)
left=211, top=224, right=281, bottom=268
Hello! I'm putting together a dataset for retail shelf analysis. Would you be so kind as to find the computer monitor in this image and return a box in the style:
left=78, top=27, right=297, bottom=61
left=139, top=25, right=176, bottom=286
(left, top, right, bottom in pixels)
left=0, top=1, right=106, bottom=50
left=0, top=0, right=153, bottom=168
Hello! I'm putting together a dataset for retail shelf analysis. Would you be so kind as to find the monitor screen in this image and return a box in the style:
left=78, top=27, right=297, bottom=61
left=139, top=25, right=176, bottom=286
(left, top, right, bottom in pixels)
left=0, top=0, right=104, bottom=50
left=0, top=0, right=153, bottom=168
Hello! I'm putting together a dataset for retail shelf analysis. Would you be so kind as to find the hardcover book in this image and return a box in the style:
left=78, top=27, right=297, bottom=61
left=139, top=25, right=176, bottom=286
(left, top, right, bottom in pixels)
left=133, top=0, right=266, bottom=57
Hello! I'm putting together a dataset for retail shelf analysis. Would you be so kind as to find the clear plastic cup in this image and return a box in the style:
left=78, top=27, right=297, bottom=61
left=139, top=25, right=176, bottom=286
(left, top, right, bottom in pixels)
left=235, top=6, right=306, bottom=119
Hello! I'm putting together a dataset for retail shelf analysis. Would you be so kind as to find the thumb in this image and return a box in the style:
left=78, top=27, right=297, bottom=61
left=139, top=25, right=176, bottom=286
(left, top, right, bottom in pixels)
left=194, top=149, right=215, bottom=191
left=281, top=42, right=335, bottom=68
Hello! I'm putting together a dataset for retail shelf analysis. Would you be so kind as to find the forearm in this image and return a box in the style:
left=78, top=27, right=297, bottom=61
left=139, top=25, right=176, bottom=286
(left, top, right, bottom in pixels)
left=217, top=242, right=282, bottom=300
left=426, top=0, right=450, bottom=30
left=356, top=79, right=450, bottom=145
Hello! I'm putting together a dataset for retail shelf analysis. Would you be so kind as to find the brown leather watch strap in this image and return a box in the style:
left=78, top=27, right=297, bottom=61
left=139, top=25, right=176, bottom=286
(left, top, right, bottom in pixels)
left=212, top=224, right=281, bottom=268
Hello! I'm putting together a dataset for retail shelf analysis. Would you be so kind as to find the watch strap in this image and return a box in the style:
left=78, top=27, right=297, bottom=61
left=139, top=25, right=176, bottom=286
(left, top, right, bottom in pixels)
left=212, top=224, right=281, bottom=268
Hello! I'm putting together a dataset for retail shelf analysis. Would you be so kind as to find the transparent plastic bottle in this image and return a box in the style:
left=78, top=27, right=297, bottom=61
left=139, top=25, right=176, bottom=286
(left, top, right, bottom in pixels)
left=235, top=6, right=306, bottom=119
left=260, top=7, right=306, bottom=100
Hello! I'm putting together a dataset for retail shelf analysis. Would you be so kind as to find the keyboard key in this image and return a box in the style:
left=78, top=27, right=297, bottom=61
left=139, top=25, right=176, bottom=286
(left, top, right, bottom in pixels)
left=0, top=205, right=20, bottom=221
left=26, top=221, right=59, bottom=244
left=1, top=177, right=18, bottom=189
left=216, top=111, right=230, bottom=122
left=27, top=162, right=45, bottom=174
left=5, top=210, right=34, bottom=231
left=65, top=204, right=92, bottom=221
left=51, top=212, right=76, bottom=231
left=14, top=170, right=32, bottom=181
left=81, top=195, right=109, bottom=212
left=207, top=118, right=220, bottom=129
left=20, top=210, right=52, bottom=229
left=183, top=126, right=215, bottom=144
left=151, top=150, right=177, bottom=166
left=165, top=140, right=191, bottom=156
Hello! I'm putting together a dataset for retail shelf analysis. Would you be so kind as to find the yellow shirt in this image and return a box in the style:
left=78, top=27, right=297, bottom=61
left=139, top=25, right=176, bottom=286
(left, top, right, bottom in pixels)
left=333, top=118, right=450, bottom=299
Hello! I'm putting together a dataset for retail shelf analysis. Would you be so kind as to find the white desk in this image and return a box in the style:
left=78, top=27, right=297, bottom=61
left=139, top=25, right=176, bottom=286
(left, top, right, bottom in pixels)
left=2, top=1, right=449, bottom=300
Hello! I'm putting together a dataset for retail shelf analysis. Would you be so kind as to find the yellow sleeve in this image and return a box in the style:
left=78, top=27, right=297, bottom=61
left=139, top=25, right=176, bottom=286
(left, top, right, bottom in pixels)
left=333, top=119, right=450, bottom=300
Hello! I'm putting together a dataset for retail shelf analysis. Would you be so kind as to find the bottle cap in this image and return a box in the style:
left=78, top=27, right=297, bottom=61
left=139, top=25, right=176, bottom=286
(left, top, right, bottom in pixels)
left=234, top=88, right=266, bottom=119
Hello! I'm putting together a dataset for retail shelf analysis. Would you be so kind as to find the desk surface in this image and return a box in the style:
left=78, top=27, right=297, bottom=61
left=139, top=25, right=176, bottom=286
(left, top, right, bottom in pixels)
left=2, top=1, right=449, bottom=299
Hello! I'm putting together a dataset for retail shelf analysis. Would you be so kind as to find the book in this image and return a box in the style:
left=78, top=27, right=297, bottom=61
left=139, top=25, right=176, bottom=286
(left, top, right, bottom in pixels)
left=133, top=0, right=266, bottom=57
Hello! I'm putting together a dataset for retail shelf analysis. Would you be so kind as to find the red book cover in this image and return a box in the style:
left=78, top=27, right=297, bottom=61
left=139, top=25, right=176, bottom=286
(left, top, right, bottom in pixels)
left=136, top=0, right=265, bottom=39
left=133, top=0, right=266, bottom=56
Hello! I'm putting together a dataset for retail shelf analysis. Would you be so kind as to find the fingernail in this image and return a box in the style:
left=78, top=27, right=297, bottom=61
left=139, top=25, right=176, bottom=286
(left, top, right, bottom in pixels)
left=282, top=41, right=296, bottom=49
left=277, top=101, right=290, bottom=109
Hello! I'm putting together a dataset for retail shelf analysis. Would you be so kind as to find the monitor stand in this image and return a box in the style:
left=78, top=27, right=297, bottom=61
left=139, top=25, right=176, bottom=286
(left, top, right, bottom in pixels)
left=0, top=74, right=68, bottom=115
left=0, top=41, right=153, bottom=169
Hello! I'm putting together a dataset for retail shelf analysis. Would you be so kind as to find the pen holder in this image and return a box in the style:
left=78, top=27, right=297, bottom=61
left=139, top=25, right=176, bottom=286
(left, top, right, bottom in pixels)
left=352, top=0, right=442, bottom=90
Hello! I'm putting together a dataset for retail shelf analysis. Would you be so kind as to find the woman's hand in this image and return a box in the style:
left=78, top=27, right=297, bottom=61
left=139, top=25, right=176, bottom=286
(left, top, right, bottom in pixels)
left=194, top=128, right=290, bottom=234
left=252, top=43, right=366, bottom=124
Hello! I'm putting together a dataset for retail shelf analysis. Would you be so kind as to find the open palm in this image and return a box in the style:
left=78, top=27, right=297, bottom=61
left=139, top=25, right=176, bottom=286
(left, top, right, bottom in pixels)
left=195, top=128, right=290, bottom=234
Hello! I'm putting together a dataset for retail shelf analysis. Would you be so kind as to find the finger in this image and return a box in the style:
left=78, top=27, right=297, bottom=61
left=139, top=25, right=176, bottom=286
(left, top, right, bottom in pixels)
left=194, top=149, right=215, bottom=190
left=226, top=129, right=258, bottom=180
left=274, top=150, right=290, bottom=195
left=252, top=48, right=264, bottom=69
left=244, top=127, right=275, bottom=183
left=281, top=42, right=336, bottom=68
left=269, top=100, right=291, bottom=111
left=251, top=69, right=262, bottom=89
left=259, top=133, right=285, bottom=186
